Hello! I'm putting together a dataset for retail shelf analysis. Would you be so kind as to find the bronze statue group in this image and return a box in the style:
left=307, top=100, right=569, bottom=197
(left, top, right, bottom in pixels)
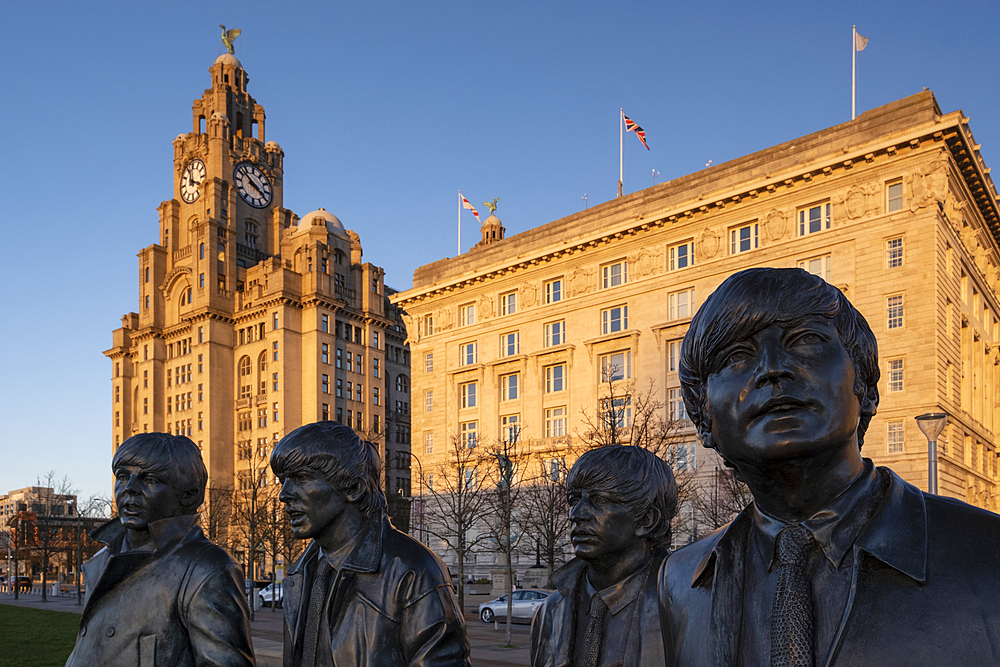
left=65, top=268, right=1000, bottom=666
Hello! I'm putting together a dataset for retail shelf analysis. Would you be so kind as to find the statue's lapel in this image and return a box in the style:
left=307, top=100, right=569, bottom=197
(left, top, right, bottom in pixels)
left=708, top=513, right=750, bottom=667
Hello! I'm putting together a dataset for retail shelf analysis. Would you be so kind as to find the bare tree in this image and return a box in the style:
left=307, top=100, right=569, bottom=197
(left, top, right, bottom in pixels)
left=230, top=439, right=280, bottom=620
left=516, top=456, right=572, bottom=578
left=22, top=472, right=78, bottom=601
left=690, top=466, right=753, bottom=532
left=480, top=428, right=529, bottom=647
left=418, top=434, right=494, bottom=616
left=201, top=487, right=235, bottom=551
left=258, top=497, right=290, bottom=613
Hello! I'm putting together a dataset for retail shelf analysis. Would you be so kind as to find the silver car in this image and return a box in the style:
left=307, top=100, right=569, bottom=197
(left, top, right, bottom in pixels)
left=478, top=589, right=552, bottom=623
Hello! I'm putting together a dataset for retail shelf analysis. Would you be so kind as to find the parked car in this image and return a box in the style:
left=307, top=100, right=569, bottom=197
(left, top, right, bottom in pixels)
left=259, top=582, right=283, bottom=608
left=478, top=589, right=552, bottom=623
left=16, top=576, right=33, bottom=593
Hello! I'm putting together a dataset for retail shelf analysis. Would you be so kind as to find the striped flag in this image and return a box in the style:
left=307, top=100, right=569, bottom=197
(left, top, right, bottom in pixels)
left=460, top=191, right=480, bottom=222
left=623, top=112, right=650, bottom=150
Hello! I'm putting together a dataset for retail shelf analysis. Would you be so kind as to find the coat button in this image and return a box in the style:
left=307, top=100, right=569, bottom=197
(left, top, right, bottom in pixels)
left=105, top=627, right=115, bottom=637
left=80, top=626, right=87, bottom=637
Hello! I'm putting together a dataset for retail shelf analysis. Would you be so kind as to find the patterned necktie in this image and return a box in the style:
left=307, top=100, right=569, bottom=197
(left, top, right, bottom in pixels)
left=301, top=559, right=334, bottom=667
left=770, top=525, right=816, bottom=667
left=581, top=591, right=609, bottom=667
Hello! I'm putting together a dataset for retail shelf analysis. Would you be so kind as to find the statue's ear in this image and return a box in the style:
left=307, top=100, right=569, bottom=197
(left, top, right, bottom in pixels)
left=697, top=422, right=714, bottom=451
left=179, top=487, right=201, bottom=513
left=344, top=482, right=364, bottom=505
left=635, top=507, right=659, bottom=540
left=861, top=387, right=878, bottom=418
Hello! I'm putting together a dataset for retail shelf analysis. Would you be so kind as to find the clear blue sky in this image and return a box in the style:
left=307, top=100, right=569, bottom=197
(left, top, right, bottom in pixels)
left=2, top=1, right=998, bottom=502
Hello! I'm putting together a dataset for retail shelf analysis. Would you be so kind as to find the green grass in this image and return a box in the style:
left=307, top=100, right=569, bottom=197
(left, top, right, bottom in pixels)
left=0, top=605, right=79, bottom=667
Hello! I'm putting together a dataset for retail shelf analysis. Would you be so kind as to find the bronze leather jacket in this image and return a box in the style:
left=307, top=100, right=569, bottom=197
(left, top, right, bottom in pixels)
left=282, top=516, right=471, bottom=667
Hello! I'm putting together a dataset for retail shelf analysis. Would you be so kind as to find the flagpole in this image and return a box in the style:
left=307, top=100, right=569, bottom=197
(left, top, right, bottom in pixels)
left=618, top=109, right=624, bottom=198
left=852, top=25, right=857, bottom=121
left=457, top=191, right=461, bottom=256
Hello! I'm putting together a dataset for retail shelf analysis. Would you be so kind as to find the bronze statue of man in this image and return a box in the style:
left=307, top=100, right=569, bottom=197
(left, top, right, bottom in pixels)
left=271, top=422, right=471, bottom=667
left=65, top=433, right=254, bottom=667
left=530, top=445, right=677, bottom=667
left=659, top=267, right=1000, bottom=666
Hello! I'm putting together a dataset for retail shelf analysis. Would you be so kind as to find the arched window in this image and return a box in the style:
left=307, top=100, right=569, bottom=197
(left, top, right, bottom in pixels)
left=239, top=356, right=251, bottom=377
left=396, top=374, right=409, bottom=393
left=258, top=352, right=268, bottom=373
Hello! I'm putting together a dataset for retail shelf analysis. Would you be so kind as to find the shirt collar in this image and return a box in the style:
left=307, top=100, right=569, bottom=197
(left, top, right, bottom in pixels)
left=753, top=458, right=884, bottom=569
left=587, top=564, right=646, bottom=616
left=91, top=514, right=200, bottom=554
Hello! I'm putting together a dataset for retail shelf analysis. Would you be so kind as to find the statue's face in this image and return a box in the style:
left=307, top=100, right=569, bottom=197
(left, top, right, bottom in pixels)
left=567, top=487, right=641, bottom=564
left=704, top=317, right=860, bottom=468
left=278, top=468, right=348, bottom=541
left=114, top=463, right=186, bottom=531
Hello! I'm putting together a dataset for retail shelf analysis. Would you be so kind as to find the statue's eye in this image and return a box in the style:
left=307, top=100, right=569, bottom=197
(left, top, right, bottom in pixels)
left=723, top=348, right=752, bottom=367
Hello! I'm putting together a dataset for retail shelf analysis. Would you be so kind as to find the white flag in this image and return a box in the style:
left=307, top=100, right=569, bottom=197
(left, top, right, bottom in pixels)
left=855, top=31, right=868, bottom=52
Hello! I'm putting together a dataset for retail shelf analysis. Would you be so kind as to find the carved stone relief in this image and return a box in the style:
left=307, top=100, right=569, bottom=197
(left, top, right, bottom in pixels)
left=519, top=281, right=538, bottom=308
left=699, top=229, right=721, bottom=260
left=907, top=153, right=949, bottom=212
left=629, top=247, right=660, bottom=277
left=832, top=183, right=882, bottom=221
left=762, top=208, right=789, bottom=242
left=568, top=266, right=595, bottom=297
left=478, top=294, right=494, bottom=320
left=437, top=306, right=455, bottom=331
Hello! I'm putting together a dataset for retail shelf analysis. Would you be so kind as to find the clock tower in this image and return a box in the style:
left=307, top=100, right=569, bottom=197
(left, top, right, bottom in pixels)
left=105, top=50, right=414, bottom=545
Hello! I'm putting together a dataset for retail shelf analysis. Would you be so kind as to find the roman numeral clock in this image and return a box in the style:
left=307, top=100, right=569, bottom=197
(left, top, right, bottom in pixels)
left=233, top=161, right=273, bottom=208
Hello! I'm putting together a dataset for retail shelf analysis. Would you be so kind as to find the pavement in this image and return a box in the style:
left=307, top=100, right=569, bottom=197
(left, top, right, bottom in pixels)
left=1, top=591, right=531, bottom=667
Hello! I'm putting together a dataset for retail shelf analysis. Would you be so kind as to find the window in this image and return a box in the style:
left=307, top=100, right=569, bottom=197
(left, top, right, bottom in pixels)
left=198, top=354, right=203, bottom=373
left=322, top=403, right=330, bottom=421
left=321, top=343, right=329, bottom=364
left=886, top=180, right=903, bottom=212
left=356, top=384, right=363, bottom=402
left=372, top=358, right=380, bottom=378
left=373, top=332, right=379, bottom=349
left=396, top=375, right=409, bottom=392
left=501, top=374, right=519, bottom=401
left=273, top=402, right=279, bottom=422
left=799, top=202, right=831, bottom=236
left=345, top=352, right=353, bottom=372
left=461, top=382, right=477, bottom=408
left=199, top=273, right=205, bottom=288
left=602, top=260, right=627, bottom=288
left=887, top=295, right=904, bottom=329
left=198, top=327, right=203, bottom=344
left=544, top=320, right=565, bottom=347
left=730, top=223, right=759, bottom=255
left=321, top=314, right=329, bottom=333
left=545, top=279, right=562, bottom=304
left=423, top=314, right=434, bottom=336
left=888, top=358, right=904, bottom=392
left=464, top=466, right=478, bottom=489
left=887, top=420, right=904, bottom=453
left=425, top=390, right=433, bottom=413
left=425, top=432, right=434, bottom=454
left=145, top=295, right=150, bottom=309
left=336, top=348, right=343, bottom=368
left=886, top=238, right=903, bottom=268
left=799, top=255, right=832, bottom=282
left=545, top=364, right=565, bottom=393
left=668, top=341, right=680, bottom=373
left=500, top=291, right=517, bottom=316
left=602, top=396, right=632, bottom=429
left=373, top=387, right=380, bottom=405
left=500, top=414, right=520, bottom=443
left=601, top=305, right=628, bottom=334
left=549, top=457, right=566, bottom=482
left=145, top=266, right=150, bottom=283
left=321, top=374, right=330, bottom=394
left=674, top=442, right=697, bottom=471
left=461, top=421, right=478, bottom=448
left=669, top=240, right=695, bottom=270
left=669, top=288, right=695, bottom=320
left=500, top=332, right=519, bottom=357
left=425, top=353, right=434, bottom=372
left=668, top=388, right=687, bottom=421
left=460, top=303, right=476, bottom=327
left=460, top=342, right=477, bottom=366
left=545, top=407, right=568, bottom=437
left=600, top=351, right=631, bottom=382
left=273, top=341, right=278, bottom=361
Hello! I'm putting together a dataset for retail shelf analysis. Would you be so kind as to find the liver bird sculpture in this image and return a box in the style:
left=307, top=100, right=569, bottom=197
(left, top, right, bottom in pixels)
left=220, top=25, right=241, bottom=55
left=483, top=198, right=499, bottom=215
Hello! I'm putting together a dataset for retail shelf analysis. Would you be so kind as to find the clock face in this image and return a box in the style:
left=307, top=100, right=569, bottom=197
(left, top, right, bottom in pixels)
left=233, top=162, right=273, bottom=208
left=180, top=159, right=206, bottom=203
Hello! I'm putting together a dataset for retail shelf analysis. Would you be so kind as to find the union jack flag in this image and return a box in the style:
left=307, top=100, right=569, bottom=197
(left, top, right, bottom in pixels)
left=623, top=112, right=650, bottom=150
left=460, top=191, right=480, bottom=222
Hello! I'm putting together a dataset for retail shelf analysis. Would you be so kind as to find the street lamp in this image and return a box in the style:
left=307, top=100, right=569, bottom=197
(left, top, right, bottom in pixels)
left=916, top=412, right=948, bottom=495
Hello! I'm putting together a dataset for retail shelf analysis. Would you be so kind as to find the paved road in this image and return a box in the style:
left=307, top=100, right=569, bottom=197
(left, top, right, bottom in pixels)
left=1, top=591, right=531, bottom=666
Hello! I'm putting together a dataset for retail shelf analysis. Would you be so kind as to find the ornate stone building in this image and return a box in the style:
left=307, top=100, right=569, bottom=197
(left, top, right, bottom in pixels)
left=393, top=91, right=1000, bottom=578
left=104, top=54, right=412, bottom=533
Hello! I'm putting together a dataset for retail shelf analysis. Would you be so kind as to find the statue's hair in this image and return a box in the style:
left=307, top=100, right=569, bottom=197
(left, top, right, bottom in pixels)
left=566, top=445, right=678, bottom=549
left=679, top=267, right=880, bottom=452
left=112, top=433, right=208, bottom=512
left=270, top=422, right=386, bottom=518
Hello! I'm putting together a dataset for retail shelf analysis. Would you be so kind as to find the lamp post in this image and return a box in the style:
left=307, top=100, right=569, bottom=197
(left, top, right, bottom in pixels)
left=916, top=412, right=948, bottom=495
